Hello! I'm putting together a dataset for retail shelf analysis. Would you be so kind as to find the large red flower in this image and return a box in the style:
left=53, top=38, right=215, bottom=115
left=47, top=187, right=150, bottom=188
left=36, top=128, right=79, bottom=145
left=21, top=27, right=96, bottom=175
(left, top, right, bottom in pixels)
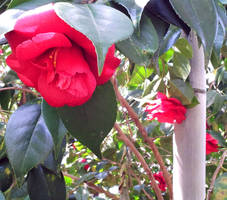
left=5, top=4, right=120, bottom=107
left=206, top=133, right=219, bottom=155
left=153, top=171, right=167, bottom=192
left=145, top=92, right=186, bottom=124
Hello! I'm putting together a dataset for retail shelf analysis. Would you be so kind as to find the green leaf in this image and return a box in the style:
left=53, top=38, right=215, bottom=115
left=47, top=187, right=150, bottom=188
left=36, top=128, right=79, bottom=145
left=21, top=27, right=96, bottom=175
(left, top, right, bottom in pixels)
left=43, top=138, right=66, bottom=172
left=57, top=81, right=117, bottom=158
left=0, top=9, right=24, bottom=35
left=0, top=158, right=13, bottom=192
left=172, top=52, right=191, bottom=81
left=169, top=0, right=218, bottom=60
left=54, top=2, right=133, bottom=74
left=174, top=38, right=193, bottom=59
left=211, top=173, right=227, bottom=200
left=8, top=0, right=62, bottom=10
left=207, top=89, right=225, bottom=112
left=75, top=172, right=97, bottom=186
left=0, top=136, right=6, bottom=161
left=128, top=65, right=153, bottom=87
left=27, top=165, right=66, bottom=200
left=112, top=0, right=149, bottom=28
left=0, top=191, right=5, bottom=200
left=211, top=23, right=225, bottom=67
left=159, top=25, right=181, bottom=55
left=117, top=15, right=158, bottom=65
left=168, top=79, right=194, bottom=105
left=5, top=104, right=53, bottom=177
left=207, top=90, right=218, bottom=107
left=42, top=100, right=67, bottom=159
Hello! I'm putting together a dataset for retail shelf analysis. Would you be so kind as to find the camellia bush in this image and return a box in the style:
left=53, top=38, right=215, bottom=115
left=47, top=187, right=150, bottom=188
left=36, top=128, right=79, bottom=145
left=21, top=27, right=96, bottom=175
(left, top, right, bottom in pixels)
left=0, top=0, right=226, bottom=199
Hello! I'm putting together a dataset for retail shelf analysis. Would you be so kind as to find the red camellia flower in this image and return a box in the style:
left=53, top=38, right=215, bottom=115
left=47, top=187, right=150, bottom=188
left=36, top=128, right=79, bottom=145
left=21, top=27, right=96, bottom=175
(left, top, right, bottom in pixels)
left=5, top=4, right=120, bottom=107
left=153, top=171, right=167, bottom=192
left=206, top=133, right=219, bottom=155
left=145, top=92, right=186, bottom=124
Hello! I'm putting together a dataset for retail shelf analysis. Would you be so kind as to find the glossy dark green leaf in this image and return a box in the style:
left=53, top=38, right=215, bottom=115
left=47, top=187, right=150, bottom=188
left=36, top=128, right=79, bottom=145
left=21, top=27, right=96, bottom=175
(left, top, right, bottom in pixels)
left=8, top=0, right=62, bottom=10
left=54, top=2, right=133, bottom=74
left=172, top=52, right=191, bottom=81
left=145, top=0, right=191, bottom=34
left=117, top=15, right=158, bottom=65
left=0, top=9, right=24, bottom=35
left=10, top=182, right=28, bottom=199
left=215, top=1, right=227, bottom=32
left=159, top=25, right=181, bottom=55
left=211, top=173, right=227, bottom=200
left=206, top=89, right=225, bottom=112
left=27, top=165, right=66, bottom=200
left=207, top=90, right=219, bottom=107
left=112, top=0, right=149, bottom=28
left=0, top=191, right=5, bottom=200
left=168, top=79, right=194, bottom=105
left=0, top=158, right=13, bottom=192
left=211, top=23, right=225, bottom=67
left=169, top=0, right=218, bottom=60
left=5, top=104, right=53, bottom=177
left=43, top=137, right=66, bottom=172
left=174, top=38, right=193, bottom=59
left=57, top=82, right=117, bottom=158
left=42, top=100, right=67, bottom=158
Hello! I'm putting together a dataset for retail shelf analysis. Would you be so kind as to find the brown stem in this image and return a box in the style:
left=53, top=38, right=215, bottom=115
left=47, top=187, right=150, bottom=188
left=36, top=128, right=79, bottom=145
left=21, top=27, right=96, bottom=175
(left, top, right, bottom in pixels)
left=128, top=166, right=154, bottom=200
left=206, top=150, right=227, bottom=200
left=63, top=172, right=119, bottom=200
left=0, top=86, right=39, bottom=96
left=111, top=77, right=173, bottom=199
left=114, top=123, right=164, bottom=200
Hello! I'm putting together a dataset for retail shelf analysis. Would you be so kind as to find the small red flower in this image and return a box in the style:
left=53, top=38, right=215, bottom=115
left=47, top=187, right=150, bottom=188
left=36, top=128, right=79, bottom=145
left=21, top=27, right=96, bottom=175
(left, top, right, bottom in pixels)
left=145, top=92, right=186, bottom=124
left=0, top=49, right=2, bottom=54
left=206, top=133, right=219, bottom=155
left=153, top=171, right=167, bottom=192
left=80, top=158, right=90, bottom=171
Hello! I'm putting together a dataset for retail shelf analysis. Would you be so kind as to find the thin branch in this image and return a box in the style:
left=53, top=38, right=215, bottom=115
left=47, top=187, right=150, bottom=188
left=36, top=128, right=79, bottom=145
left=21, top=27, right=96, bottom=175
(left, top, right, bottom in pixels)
left=114, top=123, right=163, bottom=200
left=111, top=77, right=173, bottom=199
left=63, top=172, right=119, bottom=200
left=207, top=150, right=227, bottom=200
left=128, top=166, right=154, bottom=200
left=0, top=86, right=39, bottom=96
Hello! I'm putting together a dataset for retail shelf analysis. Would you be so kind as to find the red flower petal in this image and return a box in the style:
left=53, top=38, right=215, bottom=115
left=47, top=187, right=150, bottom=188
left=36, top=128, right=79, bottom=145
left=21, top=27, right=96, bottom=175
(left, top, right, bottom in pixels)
left=37, top=45, right=96, bottom=107
left=206, top=133, right=219, bottom=155
left=6, top=54, right=40, bottom=87
left=145, top=93, right=186, bottom=124
left=16, top=32, right=71, bottom=60
left=11, top=4, right=119, bottom=82
left=153, top=172, right=167, bottom=192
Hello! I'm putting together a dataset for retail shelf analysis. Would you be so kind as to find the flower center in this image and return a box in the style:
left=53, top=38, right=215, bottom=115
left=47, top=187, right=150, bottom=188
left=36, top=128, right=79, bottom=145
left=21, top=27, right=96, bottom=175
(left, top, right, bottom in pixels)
left=49, top=48, right=60, bottom=69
